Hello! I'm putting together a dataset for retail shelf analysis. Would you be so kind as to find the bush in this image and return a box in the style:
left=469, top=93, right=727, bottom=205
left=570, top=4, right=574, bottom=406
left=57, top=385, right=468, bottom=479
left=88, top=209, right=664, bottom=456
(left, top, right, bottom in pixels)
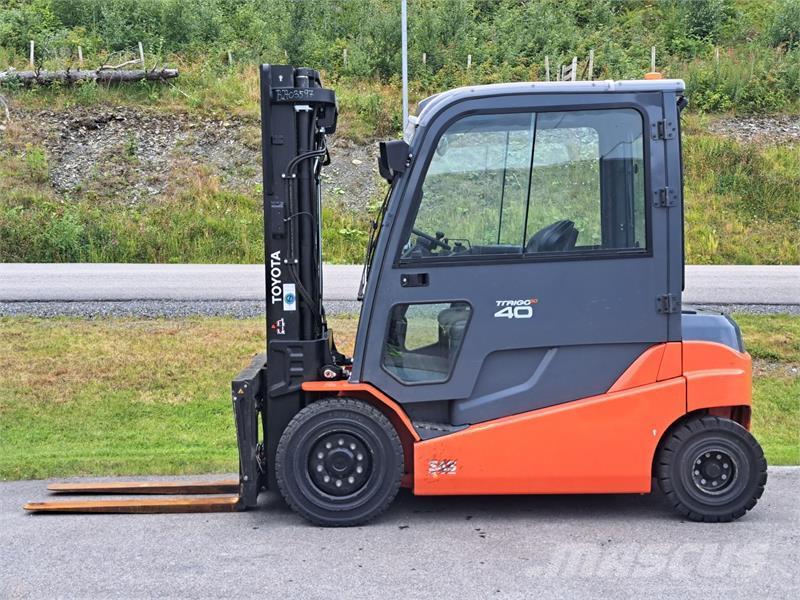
left=769, top=0, right=800, bottom=48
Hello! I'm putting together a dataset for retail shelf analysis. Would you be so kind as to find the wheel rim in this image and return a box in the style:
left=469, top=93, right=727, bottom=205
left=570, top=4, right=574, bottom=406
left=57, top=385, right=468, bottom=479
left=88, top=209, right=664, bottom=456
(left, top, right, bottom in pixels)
left=690, top=447, right=738, bottom=496
left=307, top=432, right=372, bottom=497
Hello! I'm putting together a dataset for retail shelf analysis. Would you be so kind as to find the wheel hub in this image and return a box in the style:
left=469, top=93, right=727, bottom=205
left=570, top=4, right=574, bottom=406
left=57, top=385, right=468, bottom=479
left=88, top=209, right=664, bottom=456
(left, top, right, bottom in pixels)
left=691, top=449, right=737, bottom=495
left=308, top=432, right=371, bottom=496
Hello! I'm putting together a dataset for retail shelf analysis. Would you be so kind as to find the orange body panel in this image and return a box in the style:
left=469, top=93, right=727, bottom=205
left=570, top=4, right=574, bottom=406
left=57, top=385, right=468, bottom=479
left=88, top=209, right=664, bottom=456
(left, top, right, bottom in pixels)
left=658, top=342, right=683, bottom=381
left=301, top=381, right=421, bottom=442
left=607, top=344, right=665, bottom=392
left=414, top=379, right=685, bottom=495
left=682, top=341, right=752, bottom=413
left=302, top=340, right=751, bottom=497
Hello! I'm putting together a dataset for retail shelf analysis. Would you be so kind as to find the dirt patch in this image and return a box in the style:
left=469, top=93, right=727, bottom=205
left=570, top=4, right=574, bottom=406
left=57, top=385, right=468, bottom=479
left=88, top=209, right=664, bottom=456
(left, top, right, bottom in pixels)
left=5, top=102, right=382, bottom=208
left=708, top=114, right=800, bottom=145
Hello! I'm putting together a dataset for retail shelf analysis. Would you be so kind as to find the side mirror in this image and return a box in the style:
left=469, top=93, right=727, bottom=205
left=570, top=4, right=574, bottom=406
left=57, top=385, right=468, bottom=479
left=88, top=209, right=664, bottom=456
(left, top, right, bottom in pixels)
left=378, top=140, right=410, bottom=183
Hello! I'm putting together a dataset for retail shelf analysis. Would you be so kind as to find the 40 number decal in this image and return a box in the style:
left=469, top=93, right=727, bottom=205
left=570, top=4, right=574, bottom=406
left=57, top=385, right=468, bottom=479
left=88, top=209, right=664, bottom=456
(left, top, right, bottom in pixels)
left=494, top=305, right=534, bottom=319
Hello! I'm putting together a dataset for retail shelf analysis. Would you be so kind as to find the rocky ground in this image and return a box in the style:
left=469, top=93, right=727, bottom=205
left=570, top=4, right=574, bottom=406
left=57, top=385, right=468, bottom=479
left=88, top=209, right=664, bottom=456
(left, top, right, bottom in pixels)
left=706, top=113, right=800, bottom=144
left=3, top=102, right=798, bottom=213
left=6, top=103, right=382, bottom=209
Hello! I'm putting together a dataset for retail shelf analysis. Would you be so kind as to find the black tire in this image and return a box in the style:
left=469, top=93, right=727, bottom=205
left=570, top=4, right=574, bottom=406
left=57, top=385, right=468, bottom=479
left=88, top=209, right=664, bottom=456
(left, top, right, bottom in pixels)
left=656, top=416, right=767, bottom=522
left=275, top=397, right=403, bottom=527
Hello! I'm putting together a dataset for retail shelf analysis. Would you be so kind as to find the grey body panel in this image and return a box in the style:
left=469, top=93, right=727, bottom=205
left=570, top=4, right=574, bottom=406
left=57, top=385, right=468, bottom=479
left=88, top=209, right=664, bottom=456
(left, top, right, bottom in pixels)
left=352, top=87, right=679, bottom=426
left=681, top=308, right=744, bottom=352
left=451, top=343, right=651, bottom=424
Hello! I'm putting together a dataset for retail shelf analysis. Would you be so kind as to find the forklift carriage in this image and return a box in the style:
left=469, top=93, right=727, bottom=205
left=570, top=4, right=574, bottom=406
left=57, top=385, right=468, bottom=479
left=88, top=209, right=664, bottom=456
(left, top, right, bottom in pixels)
left=26, top=66, right=766, bottom=525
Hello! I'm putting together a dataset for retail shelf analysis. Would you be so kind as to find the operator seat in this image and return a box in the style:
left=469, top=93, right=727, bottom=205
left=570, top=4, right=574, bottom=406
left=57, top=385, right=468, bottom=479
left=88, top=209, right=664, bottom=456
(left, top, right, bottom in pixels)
left=526, top=220, right=578, bottom=253
left=438, top=305, right=469, bottom=353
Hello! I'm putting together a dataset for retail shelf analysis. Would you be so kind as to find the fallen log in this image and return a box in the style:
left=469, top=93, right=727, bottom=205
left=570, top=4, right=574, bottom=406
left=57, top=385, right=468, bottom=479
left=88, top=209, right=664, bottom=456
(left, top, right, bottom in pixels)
left=0, top=68, right=179, bottom=86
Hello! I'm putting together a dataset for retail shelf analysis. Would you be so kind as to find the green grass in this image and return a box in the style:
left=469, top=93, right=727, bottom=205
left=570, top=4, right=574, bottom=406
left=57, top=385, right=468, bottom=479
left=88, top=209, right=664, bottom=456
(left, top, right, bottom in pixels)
left=735, top=313, right=800, bottom=464
left=0, top=314, right=796, bottom=480
left=683, top=122, right=800, bottom=264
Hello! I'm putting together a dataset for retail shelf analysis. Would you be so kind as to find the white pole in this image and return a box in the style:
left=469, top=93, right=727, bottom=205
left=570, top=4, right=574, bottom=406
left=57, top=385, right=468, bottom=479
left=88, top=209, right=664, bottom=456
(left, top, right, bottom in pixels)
left=467, top=54, right=472, bottom=69
left=401, top=0, right=409, bottom=139
left=571, top=56, right=577, bottom=82
left=29, top=40, right=34, bottom=68
left=651, top=46, right=656, bottom=72
left=545, top=56, right=550, bottom=81
left=78, top=46, right=84, bottom=68
left=588, top=49, right=594, bottom=80
left=138, top=41, right=145, bottom=69
left=422, top=52, right=427, bottom=65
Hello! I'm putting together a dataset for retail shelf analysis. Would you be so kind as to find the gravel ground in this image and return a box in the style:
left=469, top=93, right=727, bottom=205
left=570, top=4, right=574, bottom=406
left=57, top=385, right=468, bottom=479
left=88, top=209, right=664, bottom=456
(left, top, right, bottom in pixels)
left=708, top=114, right=800, bottom=144
left=0, top=299, right=361, bottom=318
left=0, top=301, right=794, bottom=319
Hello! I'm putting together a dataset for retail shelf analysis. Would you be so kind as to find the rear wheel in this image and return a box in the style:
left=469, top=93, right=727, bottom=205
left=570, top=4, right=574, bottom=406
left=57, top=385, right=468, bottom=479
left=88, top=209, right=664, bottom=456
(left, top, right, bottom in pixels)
left=275, top=397, right=403, bottom=527
left=656, top=415, right=767, bottom=522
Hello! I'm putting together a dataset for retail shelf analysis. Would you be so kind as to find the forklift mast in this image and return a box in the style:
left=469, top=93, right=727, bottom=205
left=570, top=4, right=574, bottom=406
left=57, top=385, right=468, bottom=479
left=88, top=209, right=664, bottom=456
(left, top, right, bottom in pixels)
left=256, top=65, right=340, bottom=491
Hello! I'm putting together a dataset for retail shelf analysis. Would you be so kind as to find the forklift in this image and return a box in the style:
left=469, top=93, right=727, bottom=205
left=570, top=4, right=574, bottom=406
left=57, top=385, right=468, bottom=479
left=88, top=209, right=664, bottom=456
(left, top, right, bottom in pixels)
left=26, top=65, right=767, bottom=525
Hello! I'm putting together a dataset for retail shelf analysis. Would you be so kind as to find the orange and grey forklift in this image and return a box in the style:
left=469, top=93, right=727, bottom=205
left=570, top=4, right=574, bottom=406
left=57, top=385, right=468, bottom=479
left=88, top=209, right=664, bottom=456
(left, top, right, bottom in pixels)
left=26, top=66, right=767, bottom=525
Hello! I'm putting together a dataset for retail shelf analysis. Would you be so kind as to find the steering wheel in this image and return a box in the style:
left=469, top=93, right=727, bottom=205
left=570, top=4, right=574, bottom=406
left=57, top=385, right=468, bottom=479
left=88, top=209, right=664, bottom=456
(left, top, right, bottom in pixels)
left=412, top=228, right=451, bottom=251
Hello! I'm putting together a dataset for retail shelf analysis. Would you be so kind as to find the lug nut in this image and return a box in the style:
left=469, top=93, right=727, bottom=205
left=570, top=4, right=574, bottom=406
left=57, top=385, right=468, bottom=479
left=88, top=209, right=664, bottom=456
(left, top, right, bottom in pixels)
left=316, top=465, right=324, bottom=472
left=317, top=452, right=324, bottom=459
left=325, top=442, right=332, bottom=449
left=338, top=438, right=344, bottom=446
left=323, top=475, right=330, bottom=483
left=356, top=466, right=363, bottom=474
left=348, top=476, right=355, bottom=484
left=335, top=479, right=342, bottom=487
left=356, top=453, right=364, bottom=461
left=350, top=443, right=356, bottom=450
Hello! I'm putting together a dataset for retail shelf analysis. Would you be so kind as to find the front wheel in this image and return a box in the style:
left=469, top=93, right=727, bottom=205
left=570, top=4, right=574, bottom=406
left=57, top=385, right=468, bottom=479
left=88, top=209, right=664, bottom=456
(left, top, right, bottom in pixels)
left=656, top=415, right=767, bottom=522
left=275, top=397, right=404, bottom=527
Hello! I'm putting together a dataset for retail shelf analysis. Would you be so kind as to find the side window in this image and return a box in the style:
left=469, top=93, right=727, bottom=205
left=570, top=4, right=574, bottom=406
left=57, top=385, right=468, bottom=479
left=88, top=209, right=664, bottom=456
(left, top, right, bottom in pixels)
left=382, top=302, right=471, bottom=383
left=402, top=113, right=535, bottom=259
left=400, top=107, right=648, bottom=262
left=525, top=109, right=647, bottom=254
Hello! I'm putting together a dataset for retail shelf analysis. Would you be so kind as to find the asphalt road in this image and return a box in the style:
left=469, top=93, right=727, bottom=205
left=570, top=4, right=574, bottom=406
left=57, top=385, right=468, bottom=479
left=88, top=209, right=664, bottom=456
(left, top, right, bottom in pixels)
left=1, top=263, right=798, bottom=304
left=1, top=469, right=797, bottom=599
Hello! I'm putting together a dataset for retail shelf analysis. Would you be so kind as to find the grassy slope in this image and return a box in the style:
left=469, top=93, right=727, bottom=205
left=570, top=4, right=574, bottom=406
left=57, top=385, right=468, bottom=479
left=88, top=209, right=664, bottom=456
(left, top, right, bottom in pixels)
left=0, top=314, right=796, bottom=480
left=1, top=65, right=798, bottom=265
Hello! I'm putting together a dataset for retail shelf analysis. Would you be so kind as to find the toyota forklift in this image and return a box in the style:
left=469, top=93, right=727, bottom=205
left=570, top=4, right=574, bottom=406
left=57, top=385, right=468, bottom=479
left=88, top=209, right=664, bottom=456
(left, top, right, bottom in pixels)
left=26, top=66, right=767, bottom=525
